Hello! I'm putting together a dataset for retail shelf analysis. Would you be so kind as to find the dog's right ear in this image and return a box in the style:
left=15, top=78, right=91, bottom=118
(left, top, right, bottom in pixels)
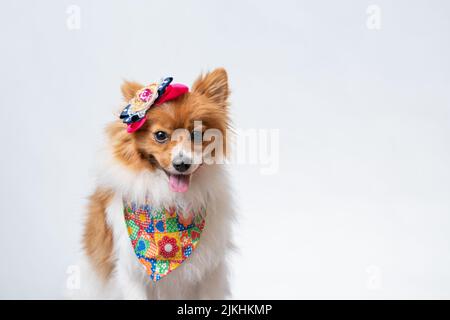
left=192, top=68, right=229, bottom=108
left=121, top=80, right=143, bottom=101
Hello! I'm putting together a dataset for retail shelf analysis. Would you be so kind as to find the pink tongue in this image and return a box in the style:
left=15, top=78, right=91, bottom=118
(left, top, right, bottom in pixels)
left=169, top=174, right=190, bottom=193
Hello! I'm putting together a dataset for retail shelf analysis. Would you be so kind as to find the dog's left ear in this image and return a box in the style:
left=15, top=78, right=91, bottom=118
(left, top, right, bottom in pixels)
left=192, top=68, right=229, bottom=108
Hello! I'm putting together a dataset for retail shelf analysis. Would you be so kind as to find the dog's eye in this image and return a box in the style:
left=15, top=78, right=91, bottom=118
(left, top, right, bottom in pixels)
left=191, top=130, right=203, bottom=144
left=154, top=131, right=169, bottom=143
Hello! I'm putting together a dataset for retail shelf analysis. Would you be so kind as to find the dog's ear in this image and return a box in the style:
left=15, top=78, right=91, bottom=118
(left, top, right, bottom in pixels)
left=192, top=68, right=229, bottom=107
left=121, top=80, right=143, bottom=101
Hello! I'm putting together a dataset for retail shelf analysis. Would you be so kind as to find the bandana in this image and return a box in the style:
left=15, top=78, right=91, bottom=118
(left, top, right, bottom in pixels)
left=123, top=200, right=206, bottom=282
left=119, top=77, right=189, bottom=133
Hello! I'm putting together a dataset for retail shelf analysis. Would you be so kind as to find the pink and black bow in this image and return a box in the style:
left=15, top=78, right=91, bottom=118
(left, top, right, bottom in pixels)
left=119, top=77, right=189, bottom=133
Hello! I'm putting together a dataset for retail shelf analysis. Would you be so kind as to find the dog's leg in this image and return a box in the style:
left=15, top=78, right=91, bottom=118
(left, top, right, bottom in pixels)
left=197, top=261, right=230, bottom=299
left=114, top=234, right=150, bottom=300
left=105, top=193, right=149, bottom=300
left=116, top=271, right=148, bottom=300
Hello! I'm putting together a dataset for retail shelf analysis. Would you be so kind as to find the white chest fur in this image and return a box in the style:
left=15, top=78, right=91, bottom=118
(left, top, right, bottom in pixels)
left=97, top=153, right=235, bottom=299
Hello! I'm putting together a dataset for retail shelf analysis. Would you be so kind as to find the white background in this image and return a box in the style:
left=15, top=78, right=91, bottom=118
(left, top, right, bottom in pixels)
left=1, top=0, right=449, bottom=299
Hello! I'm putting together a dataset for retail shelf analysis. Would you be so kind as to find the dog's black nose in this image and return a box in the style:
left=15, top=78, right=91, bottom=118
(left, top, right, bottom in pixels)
left=173, top=160, right=191, bottom=173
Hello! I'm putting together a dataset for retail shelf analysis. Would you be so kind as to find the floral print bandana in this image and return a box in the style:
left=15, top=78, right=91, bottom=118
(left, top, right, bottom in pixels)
left=123, top=200, right=206, bottom=282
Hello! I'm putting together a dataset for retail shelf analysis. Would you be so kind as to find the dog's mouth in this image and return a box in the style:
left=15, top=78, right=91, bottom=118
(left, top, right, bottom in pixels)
left=148, top=154, right=197, bottom=193
left=168, top=173, right=191, bottom=193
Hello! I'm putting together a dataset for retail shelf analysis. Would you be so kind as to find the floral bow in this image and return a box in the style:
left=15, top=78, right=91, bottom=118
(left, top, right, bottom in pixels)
left=119, top=77, right=189, bottom=133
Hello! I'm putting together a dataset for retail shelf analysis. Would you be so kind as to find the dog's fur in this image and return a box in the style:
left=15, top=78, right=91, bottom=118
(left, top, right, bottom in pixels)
left=75, top=68, right=234, bottom=299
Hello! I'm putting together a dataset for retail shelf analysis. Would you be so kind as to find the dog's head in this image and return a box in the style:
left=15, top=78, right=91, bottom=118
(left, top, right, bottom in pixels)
left=107, top=68, right=230, bottom=193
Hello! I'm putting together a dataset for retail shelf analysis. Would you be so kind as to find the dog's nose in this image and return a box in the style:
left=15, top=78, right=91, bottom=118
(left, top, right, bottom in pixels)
left=173, top=160, right=191, bottom=173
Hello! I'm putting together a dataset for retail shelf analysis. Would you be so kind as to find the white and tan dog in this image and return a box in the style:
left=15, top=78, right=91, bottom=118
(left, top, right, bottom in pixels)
left=74, top=68, right=234, bottom=299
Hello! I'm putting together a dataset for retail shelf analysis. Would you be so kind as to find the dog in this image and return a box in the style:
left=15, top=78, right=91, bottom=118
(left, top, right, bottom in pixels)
left=74, top=68, right=234, bottom=299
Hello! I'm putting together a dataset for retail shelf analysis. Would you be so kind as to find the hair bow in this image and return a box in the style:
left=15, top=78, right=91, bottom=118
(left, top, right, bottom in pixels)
left=119, top=77, right=189, bottom=133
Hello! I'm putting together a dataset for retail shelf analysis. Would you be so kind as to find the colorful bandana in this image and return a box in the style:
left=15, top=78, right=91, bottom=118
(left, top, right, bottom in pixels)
left=123, top=200, right=206, bottom=282
left=119, top=77, right=189, bottom=133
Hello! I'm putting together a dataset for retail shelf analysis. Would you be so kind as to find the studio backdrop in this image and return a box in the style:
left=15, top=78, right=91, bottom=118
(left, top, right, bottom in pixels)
left=1, top=0, right=449, bottom=299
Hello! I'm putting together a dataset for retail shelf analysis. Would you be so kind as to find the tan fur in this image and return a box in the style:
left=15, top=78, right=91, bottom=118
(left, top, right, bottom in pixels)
left=83, top=68, right=230, bottom=281
left=83, top=188, right=115, bottom=280
left=192, top=68, right=230, bottom=108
